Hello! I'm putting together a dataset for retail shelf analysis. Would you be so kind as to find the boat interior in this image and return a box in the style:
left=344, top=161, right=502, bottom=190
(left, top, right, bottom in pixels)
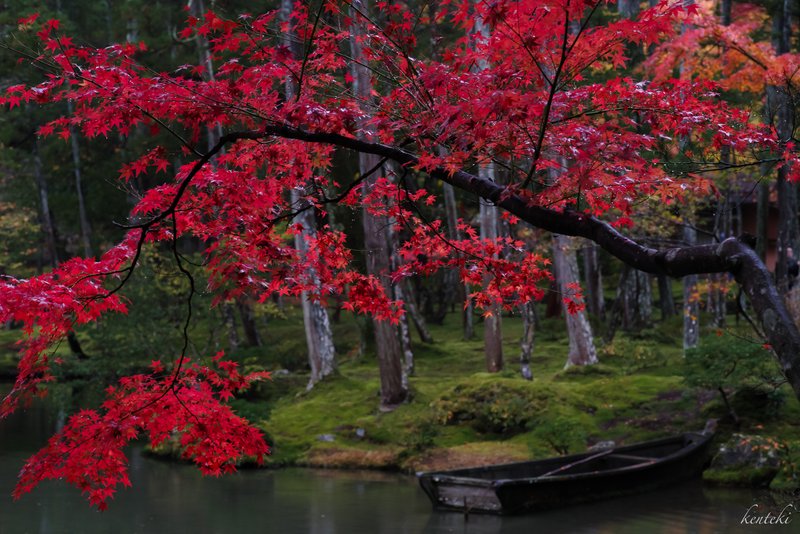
left=436, top=435, right=691, bottom=480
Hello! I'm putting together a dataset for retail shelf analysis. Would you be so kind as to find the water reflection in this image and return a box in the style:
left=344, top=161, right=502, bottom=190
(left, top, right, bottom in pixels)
left=0, top=384, right=787, bottom=533
left=423, top=481, right=791, bottom=534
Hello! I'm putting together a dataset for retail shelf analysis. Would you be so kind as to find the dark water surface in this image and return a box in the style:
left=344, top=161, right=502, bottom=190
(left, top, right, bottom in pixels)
left=0, top=384, right=792, bottom=533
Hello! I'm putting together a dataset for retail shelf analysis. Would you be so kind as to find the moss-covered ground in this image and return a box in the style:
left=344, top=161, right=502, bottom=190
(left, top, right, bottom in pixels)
left=215, top=311, right=800, bottom=490
left=4, top=307, right=800, bottom=489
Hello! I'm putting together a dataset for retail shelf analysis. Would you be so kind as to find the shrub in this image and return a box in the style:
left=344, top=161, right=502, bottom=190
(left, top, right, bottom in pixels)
left=431, top=380, right=551, bottom=434
left=529, top=416, right=588, bottom=455
left=684, top=333, right=783, bottom=423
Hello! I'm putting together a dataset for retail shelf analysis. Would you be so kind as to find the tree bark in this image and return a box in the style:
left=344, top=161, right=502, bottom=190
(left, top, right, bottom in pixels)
left=682, top=224, right=699, bottom=351
left=519, top=302, right=536, bottom=380
left=774, top=0, right=798, bottom=292
left=66, top=100, right=93, bottom=258
left=475, top=5, right=503, bottom=372
left=237, top=297, right=262, bottom=348
left=553, top=234, right=598, bottom=367
left=480, top=163, right=504, bottom=373
left=350, top=0, right=407, bottom=408
left=721, top=0, right=731, bottom=26
left=32, top=140, right=59, bottom=268
left=281, top=0, right=336, bottom=389
left=582, top=242, right=604, bottom=319
left=635, top=270, right=652, bottom=327
left=617, top=0, right=640, bottom=20
left=402, top=279, right=434, bottom=343
left=657, top=274, right=676, bottom=319
left=222, top=304, right=239, bottom=352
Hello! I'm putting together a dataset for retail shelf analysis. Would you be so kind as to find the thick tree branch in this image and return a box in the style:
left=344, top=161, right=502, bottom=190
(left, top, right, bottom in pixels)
left=252, top=124, right=800, bottom=399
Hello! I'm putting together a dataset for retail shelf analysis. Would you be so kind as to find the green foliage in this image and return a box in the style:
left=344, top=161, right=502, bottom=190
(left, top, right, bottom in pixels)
left=529, top=415, right=588, bottom=455
left=431, top=379, right=553, bottom=434
left=82, top=247, right=217, bottom=370
left=601, top=337, right=668, bottom=374
left=400, top=419, right=440, bottom=453
left=684, top=333, right=783, bottom=393
left=732, top=387, right=787, bottom=421
left=0, top=201, right=39, bottom=275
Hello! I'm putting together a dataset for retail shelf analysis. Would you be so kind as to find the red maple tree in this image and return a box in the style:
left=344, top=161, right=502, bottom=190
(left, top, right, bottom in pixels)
left=2, top=1, right=800, bottom=508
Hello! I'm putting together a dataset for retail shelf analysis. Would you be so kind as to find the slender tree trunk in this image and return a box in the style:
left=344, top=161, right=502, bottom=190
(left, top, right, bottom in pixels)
left=237, top=297, right=262, bottom=347
left=443, top=178, right=473, bottom=339
left=479, top=166, right=504, bottom=373
left=431, top=3, right=472, bottom=339
left=582, top=242, right=604, bottom=319
left=604, top=265, right=629, bottom=343
left=657, top=274, right=676, bottom=319
left=66, top=101, right=93, bottom=258
left=620, top=266, right=635, bottom=329
left=635, top=270, right=652, bottom=327
left=756, top=181, right=770, bottom=262
left=553, top=235, right=598, bottom=367
left=617, top=0, right=640, bottom=20
left=721, top=0, right=731, bottom=26
left=475, top=9, right=503, bottom=372
left=280, top=0, right=336, bottom=388
left=620, top=266, right=652, bottom=330
left=387, top=162, right=416, bottom=379
left=519, top=302, right=535, bottom=380
left=402, top=279, right=433, bottom=343
left=33, top=140, right=59, bottom=268
left=350, top=0, right=407, bottom=407
left=394, top=280, right=415, bottom=384
left=683, top=224, right=700, bottom=351
left=223, top=304, right=239, bottom=352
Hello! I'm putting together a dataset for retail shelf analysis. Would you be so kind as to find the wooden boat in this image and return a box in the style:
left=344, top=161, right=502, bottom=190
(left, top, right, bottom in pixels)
left=417, top=431, right=714, bottom=515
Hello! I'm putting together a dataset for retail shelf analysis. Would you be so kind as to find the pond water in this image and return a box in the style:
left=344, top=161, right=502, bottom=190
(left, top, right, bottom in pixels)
left=0, top=384, right=793, bottom=533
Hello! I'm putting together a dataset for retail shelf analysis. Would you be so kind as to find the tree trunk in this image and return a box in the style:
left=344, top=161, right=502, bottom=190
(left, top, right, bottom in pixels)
left=67, top=101, right=93, bottom=258
left=657, top=274, right=676, bottom=319
left=774, top=0, right=798, bottom=292
left=222, top=304, right=239, bottom=352
left=282, top=0, right=336, bottom=389
left=350, top=0, right=407, bottom=408
left=519, top=302, right=535, bottom=380
left=620, top=265, right=635, bottom=330
left=553, top=234, right=598, bottom=367
left=33, top=140, right=59, bottom=268
left=394, top=280, right=415, bottom=384
left=756, top=180, right=770, bottom=262
left=683, top=224, right=699, bottom=351
left=721, top=0, right=731, bottom=26
left=402, top=279, right=433, bottom=343
left=431, top=4, right=472, bottom=340
left=237, top=297, right=262, bottom=348
left=582, top=242, right=604, bottom=319
left=480, top=164, right=504, bottom=373
left=617, top=0, right=640, bottom=20
left=386, top=161, right=416, bottom=379
left=474, top=5, right=503, bottom=370
left=635, top=270, right=652, bottom=327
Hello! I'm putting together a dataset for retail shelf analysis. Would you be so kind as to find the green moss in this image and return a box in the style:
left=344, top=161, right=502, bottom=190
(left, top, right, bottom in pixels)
left=7, top=309, right=800, bottom=475
left=704, top=467, right=779, bottom=488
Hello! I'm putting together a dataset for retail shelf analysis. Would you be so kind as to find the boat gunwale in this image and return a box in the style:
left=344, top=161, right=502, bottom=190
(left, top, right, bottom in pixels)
left=419, top=432, right=712, bottom=488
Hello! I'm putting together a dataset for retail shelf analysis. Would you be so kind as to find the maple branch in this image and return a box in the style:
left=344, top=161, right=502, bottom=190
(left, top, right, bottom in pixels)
left=245, top=123, right=800, bottom=400
left=294, top=0, right=326, bottom=102
left=520, top=0, right=573, bottom=190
